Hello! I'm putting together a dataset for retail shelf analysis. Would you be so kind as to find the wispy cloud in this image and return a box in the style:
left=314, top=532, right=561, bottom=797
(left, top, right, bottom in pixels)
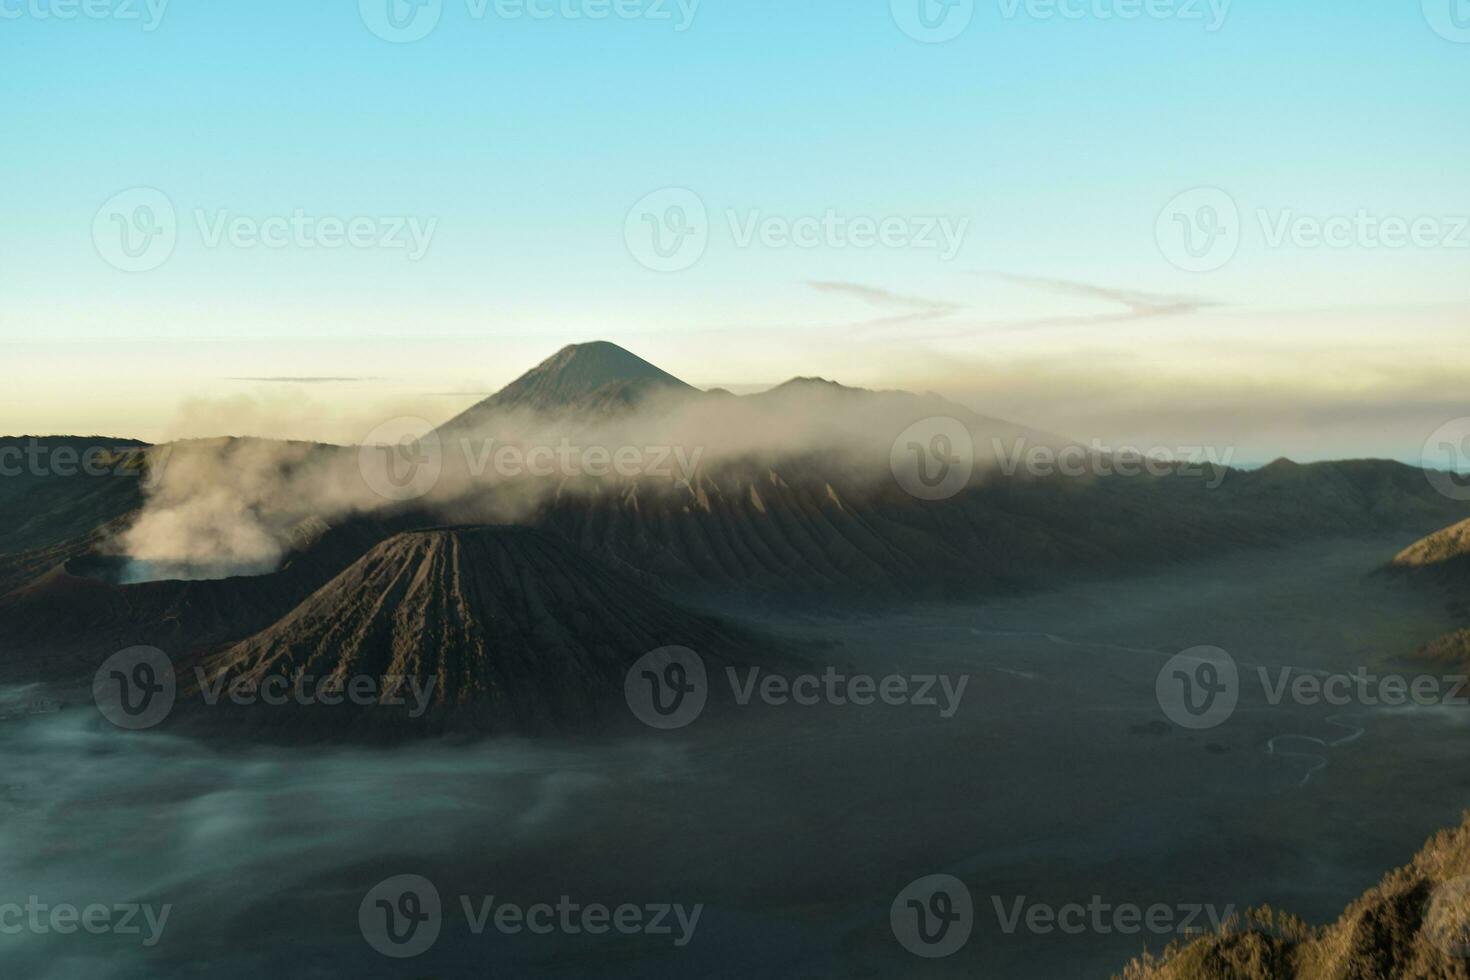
left=806, top=275, right=1218, bottom=340
left=805, top=281, right=961, bottom=329
left=978, top=273, right=1220, bottom=329
left=225, top=377, right=382, bottom=384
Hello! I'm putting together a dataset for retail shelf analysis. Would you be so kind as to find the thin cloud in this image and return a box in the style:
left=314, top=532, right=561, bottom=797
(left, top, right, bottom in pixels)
left=805, top=280, right=962, bottom=329
left=891, top=273, right=1221, bottom=340
left=225, top=377, right=382, bottom=384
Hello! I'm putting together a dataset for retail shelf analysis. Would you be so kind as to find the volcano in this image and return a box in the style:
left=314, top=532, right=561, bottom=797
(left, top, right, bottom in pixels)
left=193, top=525, right=757, bottom=735
left=443, top=341, right=698, bottom=428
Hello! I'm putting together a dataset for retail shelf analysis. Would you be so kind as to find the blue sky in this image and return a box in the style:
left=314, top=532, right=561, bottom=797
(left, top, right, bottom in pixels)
left=1, top=0, right=1466, bottom=459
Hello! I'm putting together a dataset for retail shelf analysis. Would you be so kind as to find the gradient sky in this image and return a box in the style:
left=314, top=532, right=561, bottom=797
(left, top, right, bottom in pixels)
left=2, top=0, right=1467, bottom=460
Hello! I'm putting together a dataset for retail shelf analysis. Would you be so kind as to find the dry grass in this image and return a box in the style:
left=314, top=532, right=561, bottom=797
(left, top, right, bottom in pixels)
left=1115, top=814, right=1470, bottom=980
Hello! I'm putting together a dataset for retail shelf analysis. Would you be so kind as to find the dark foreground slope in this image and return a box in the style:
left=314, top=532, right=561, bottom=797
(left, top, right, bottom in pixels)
left=185, top=525, right=760, bottom=736
left=0, top=436, right=148, bottom=556
left=1116, top=813, right=1470, bottom=980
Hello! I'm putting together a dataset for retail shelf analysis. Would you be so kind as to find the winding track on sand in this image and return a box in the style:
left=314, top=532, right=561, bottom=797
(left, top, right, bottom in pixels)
left=1265, top=717, right=1367, bottom=787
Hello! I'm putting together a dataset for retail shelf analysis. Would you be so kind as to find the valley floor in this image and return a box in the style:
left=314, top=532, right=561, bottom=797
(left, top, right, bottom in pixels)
left=2, top=532, right=1467, bottom=979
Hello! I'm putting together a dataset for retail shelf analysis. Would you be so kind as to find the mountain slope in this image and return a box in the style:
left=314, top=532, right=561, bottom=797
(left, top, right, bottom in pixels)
left=193, top=525, right=757, bottom=734
left=442, top=341, right=698, bottom=428
left=1392, top=517, right=1470, bottom=583
left=1116, top=812, right=1470, bottom=979
left=1392, top=518, right=1470, bottom=670
left=0, top=437, right=150, bottom=556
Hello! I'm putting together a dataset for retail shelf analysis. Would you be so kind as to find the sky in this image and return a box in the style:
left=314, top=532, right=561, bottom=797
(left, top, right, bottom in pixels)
left=1, top=0, right=1467, bottom=462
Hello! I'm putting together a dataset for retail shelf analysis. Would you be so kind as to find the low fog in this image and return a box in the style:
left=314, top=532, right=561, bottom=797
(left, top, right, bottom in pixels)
left=110, top=384, right=1062, bottom=581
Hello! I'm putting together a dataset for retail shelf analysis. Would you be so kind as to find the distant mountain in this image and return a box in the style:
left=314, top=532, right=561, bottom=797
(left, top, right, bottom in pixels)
left=1116, top=810, right=1470, bottom=979
left=442, top=341, right=698, bottom=428
left=190, top=526, right=758, bottom=735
